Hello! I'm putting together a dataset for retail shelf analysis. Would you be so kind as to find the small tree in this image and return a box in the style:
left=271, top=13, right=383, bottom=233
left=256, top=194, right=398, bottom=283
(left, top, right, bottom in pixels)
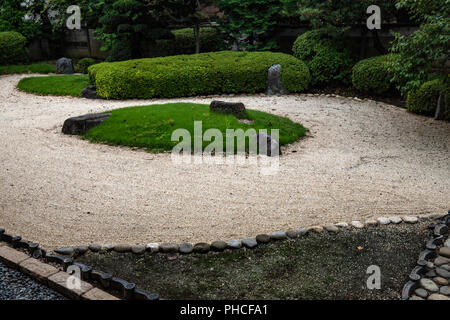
left=389, top=0, right=449, bottom=119
left=281, top=0, right=398, bottom=57
left=215, top=0, right=282, bottom=51
left=148, top=0, right=214, bottom=54
left=96, top=0, right=172, bottom=61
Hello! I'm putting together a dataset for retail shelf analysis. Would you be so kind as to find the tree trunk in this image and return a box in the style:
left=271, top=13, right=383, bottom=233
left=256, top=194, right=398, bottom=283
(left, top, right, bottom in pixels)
left=359, top=26, right=368, bottom=60
left=434, top=90, right=447, bottom=120
left=194, top=24, right=200, bottom=54
left=371, top=29, right=387, bottom=55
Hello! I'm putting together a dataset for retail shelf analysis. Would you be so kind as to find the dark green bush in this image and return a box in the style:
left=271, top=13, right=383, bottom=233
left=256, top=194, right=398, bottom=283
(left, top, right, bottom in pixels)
left=89, top=51, right=310, bottom=99
left=0, top=31, right=28, bottom=65
left=292, top=31, right=354, bottom=87
left=75, top=58, right=97, bottom=74
left=352, top=54, right=397, bottom=95
left=153, top=27, right=223, bottom=57
left=406, top=79, right=450, bottom=120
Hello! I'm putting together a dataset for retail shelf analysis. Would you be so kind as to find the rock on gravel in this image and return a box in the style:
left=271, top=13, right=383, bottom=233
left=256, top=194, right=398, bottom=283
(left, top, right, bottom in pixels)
left=439, top=247, right=450, bottom=258
left=389, top=217, right=402, bottom=224
left=351, top=221, right=364, bottom=229
left=428, top=293, right=450, bottom=300
left=227, top=240, right=242, bottom=249
left=242, top=238, right=258, bottom=249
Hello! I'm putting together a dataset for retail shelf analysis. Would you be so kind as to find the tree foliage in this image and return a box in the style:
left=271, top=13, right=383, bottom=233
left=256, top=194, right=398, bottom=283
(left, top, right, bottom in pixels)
left=215, top=0, right=282, bottom=51
left=389, top=0, right=450, bottom=95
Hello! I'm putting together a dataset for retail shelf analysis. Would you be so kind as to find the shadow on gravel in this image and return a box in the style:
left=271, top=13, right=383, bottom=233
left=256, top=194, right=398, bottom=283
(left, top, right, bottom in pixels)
left=77, top=221, right=431, bottom=300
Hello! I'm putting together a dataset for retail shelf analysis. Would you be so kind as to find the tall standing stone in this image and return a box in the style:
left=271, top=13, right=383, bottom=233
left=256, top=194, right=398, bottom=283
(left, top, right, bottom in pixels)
left=267, top=64, right=288, bottom=95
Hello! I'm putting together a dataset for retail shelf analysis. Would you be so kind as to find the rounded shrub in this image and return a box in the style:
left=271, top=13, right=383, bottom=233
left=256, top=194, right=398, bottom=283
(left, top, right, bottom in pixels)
left=75, top=58, right=97, bottom=74
left=0, top=31, right=28, bottom=65
left=292, top=31, right=354, bottom=87
left=406, top=79, right=450, bottom=120
left=88, top=51, right=310, bottom=99
left=352, top=54, right=397, bottom=95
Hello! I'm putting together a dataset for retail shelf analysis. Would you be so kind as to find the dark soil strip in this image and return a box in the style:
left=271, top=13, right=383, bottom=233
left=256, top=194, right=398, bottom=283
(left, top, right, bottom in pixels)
left=77, top=222, right=430, bottom=300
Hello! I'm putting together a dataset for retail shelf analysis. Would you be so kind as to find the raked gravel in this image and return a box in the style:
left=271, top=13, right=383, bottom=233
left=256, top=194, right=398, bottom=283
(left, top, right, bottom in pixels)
left=0, top=74, right=449, bottom=249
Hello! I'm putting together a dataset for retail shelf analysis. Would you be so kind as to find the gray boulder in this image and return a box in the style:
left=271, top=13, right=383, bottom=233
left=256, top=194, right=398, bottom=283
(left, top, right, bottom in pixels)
left=209, top=100, right=246, bottom=118
left=62, top=113, right=111, bottom=135
left=252, top=132, right=281, bottom=157
left=81, top=85, right=101, bottom=99
left=56, top=58, right=74, bottom=74
left=267, top=64, right=288, bottom=95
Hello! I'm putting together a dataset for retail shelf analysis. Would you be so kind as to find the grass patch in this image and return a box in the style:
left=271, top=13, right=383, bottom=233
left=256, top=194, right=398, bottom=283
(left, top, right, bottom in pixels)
left=83, top=103, right=306, bottom=153
left=77, top=221, right=431, bottom=300
left=0, top=62, right=55, bottom=75
left=17, top=75, right=89, bottom=97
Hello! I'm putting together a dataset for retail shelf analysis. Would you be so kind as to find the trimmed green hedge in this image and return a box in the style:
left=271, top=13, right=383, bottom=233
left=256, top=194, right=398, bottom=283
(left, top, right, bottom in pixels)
left=89, top=51, right=310, bottom=99
left=406, top=79, right=450, bottom=120
left=0, top=31, right=28, bottom=65
left=153, top=27, right=223, bottom=57
left=75, top=58, right=97, bottom=74
left=292, top=31, right=354, bottom=87
left=352, top=54, right=396, bottom=95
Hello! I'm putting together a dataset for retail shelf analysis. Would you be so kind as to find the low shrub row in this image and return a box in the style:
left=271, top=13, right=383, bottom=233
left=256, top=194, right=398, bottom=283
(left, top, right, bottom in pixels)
left=89, top=51, right=310, bottom=99
left=292, top=31, right=355, bottom=87
left=406, top=79, right=450, bottom=120
left=0, top=31, right=28, bottom=65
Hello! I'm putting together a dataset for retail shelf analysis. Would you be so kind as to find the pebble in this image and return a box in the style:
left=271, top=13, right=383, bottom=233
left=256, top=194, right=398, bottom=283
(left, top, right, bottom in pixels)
left=324, top=225, right=339, bottom=233
left=335, top=222, right=349, bottom=228
left=351, top=221, right=364, bottom=229
left=308, top=226, right=323, bottom=233
left=428, top=293, right=450, bottom=300
left=193, top=243, right=210, bottom=254
left=440, top=264, right=450, bottom=272
left=255, top=234, right=271, bottom=244
left=389, top=216, right=402, bottom=224
left=286, top=230, right=299, bottom=238
left=113, top=244, right=132, bottom=253
left=439, top=247, right=450, bottom=259
left=445, top=239, right=450, bottom=248
left=434, top=256, right=450, bottom=266
left=409, top=295, right=424, bottom=300
left=101, top=244, right=114, bottom=252
left=131, top=245, right=145, bottom=255
left=54, top=247, right=73, bottom=256
left=159, top=243, right=179, bottom=254
left=420, top=278, right=439, bottom=292
left=436, top=267, right=450, bottom=278
left=426, top=270, right=437, bottom=278
left=414, top=288, right=428, bottom=298
left=74, top=245, right=88, bottom=255
left=0, top=262, right=66, bottom=300
left=270, top=232, right=287, bottom=240
left=433, top=277, right=449, bottom=286
left=403, top=216, right=418, bottom=224
left=211, top=241, right=227, bottom=252
left=146, top=243, right=159, bottom=253
left=364, top=219, right=378, bottom=227
left=227, top=240, right=242, bottom=249
left=179, top=243, right=193, bottom=254
left=88, top=244, right=101, bottom=252
left=377, top=217, right=390, bottom=225
left=242, top=238, right=258, bottom=249
left=440, top=286, right=450, bottom=296
left=297, top=228, right=309, bottom=235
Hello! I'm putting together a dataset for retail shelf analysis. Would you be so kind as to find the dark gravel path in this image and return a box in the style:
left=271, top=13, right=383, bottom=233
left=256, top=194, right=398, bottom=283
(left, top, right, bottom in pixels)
left=0, top=262, right=66, bottom=300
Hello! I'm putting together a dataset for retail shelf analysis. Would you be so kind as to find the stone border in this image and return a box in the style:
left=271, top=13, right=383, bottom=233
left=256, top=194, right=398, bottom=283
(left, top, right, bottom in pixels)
left=401, top=212, right=450, bottom=300
left=47, top=213, right=446, bottom=259
left=0, top=231, right=160, bottom=300
left=1, top=212, right=448, bottom=300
